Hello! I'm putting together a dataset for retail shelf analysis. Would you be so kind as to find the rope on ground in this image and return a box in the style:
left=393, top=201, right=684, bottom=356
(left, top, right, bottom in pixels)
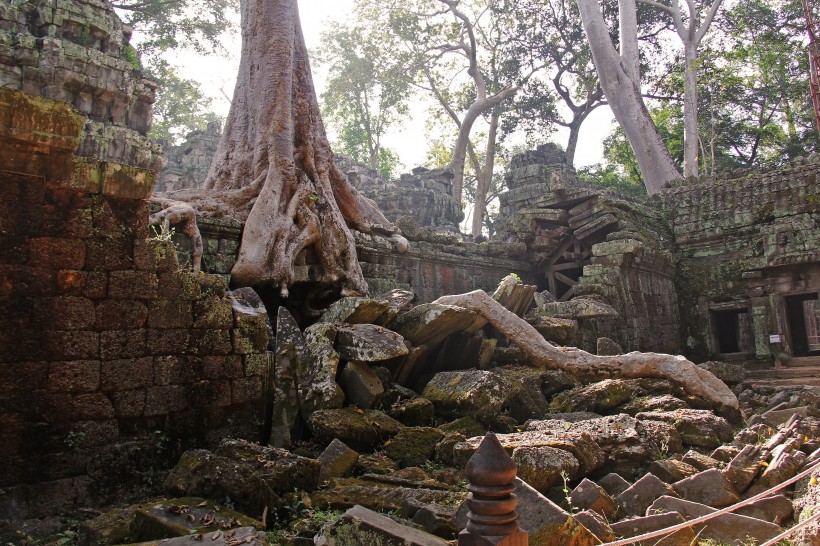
left=598, top=458, right=820, bottom=546
left=759, top=510, right=820, bottom=546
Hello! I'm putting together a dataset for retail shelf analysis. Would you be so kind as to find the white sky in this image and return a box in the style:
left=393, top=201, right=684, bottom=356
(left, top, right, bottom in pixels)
left=170, top=0, right=615, bottom=171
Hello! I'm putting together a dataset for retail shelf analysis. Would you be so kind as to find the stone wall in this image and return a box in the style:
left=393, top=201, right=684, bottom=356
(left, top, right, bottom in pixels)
left=495, top=144, right=682, bottom=354
left=166, top=214, right=534, bottom=305
left=662, top=158, right=820, bottom=363
left=153, top=121, right=222, bottom=192
left=0, top=2, right=271, bottom=522
left=0, top=0, right=163, bottom=172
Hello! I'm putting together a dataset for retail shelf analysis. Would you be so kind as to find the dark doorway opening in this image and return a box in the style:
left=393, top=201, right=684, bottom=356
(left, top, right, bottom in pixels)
left=713, top=309, right=754, bottom=354
left=786, top=293, right=820, bottom=357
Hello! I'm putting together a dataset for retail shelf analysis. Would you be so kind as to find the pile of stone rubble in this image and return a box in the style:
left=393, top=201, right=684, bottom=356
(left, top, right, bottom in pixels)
left=75, top=283, right=820, bottom=546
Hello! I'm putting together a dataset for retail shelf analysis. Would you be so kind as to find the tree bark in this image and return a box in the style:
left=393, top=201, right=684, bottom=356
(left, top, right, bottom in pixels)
left=577, top=0, right=682, bottom=193
left=434, top=290, right=740, bottom=422
left=470, top=110, right=499, bottom=238
left=153, top=0, right=407, bottom=297
left=683, top=43, right=699, bottom=177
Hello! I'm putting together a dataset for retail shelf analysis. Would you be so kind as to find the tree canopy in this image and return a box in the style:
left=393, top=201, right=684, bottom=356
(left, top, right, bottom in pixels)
left=112, top=0, right=238, bottom=144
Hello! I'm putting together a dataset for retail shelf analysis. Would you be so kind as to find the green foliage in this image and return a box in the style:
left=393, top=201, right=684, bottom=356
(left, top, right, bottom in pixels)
left=123, top=44, right=141, bottom=71
left=146, top=60, right=223, bottom=145
left=315, top=21, right=414, bottom=179
left=111, top=0, right=236, bottom=144
left=64, top=430, right=85, bottom=452
left=111, top=0, right=238, bottom=61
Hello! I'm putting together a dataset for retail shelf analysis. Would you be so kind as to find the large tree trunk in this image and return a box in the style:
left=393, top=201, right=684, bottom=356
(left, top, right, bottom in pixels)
left=153, top=0, right=406, bottom=298
left=683, top=43, right=699, bottom=177
left=470, top=111, right=499, bottom=238
left=577, top=0, right=682, bottom=193
left=434, top=290, right=740, bottom=422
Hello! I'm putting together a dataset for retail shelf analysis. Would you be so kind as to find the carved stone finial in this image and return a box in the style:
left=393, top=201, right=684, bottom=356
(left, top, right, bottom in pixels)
left=459, top=433, right=528, bottom=545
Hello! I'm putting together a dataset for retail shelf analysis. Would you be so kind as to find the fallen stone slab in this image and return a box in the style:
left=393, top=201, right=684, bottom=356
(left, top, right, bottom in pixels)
left=598, top=472, right=631, bottom=497
left=308, top=408, right=402, bottom=451
left=648, top=495, right=782, bottom=544
left=610, top=512, right=695, bottom=546
left=681, top=450, right=722, bottom=472
left=315, top=504, right=449, bottom=546
left=311, top=476, right=463, bottom=514
left=697, top=361, right=744, bottom=386
left=573, top=510, right=615, bottom=542
left=513, top=445, right=580, bottom=494
left=671, top=468, right=740, bottom=508
left=734, top=494, right=794, bottom=526
left=373, top=289, right=417, bottom=326
left=388, top=303, right=485, bottom=348
left=647, top=459, right=698, bottom=484
left=454, top=429, right=605, bottom=476
left=571, top=478, right=616, bottom=518
left=402, top=500, right=458, bottom=540
left=335, top=323, right=409, bottom=362
left=746, top=448, right=806, bottom=497
left=636, top=409, right=734, bottom=449
left=549, top=379, right=635, bottom=414
left=383, top=427, right=445, bottom=468
left=129, top=498, right=262, bottom=542
left=722, top=444, right=765, bottom=494
left=120, top=527, right=266, bottom=546
left=163, top=440, right=321, bottom=517
left=422, top=369, right=510, bottom=423
left=319, top=296, right=389, bottom=325
left=526, top=414, right=669, bottom=475
left=387, top=396, right=435, bottom=427
left=339, top=360, right=384, bottom=409
left=710, top=445, right=741, bottom=463
left=616, top=473, right=678, bottom=518
left=535, top=297, right=619, bottom=319
left=296, top=323, right=345, bottom=417
left=318, top=438, right=359, bottom=481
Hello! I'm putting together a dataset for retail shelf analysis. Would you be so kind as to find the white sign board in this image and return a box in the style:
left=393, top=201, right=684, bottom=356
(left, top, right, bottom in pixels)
left=769, top=334, right=783, bottom=344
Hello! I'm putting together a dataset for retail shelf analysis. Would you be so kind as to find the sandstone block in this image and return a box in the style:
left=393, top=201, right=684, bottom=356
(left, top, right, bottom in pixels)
left=616, top=473, right=678, bottom=518
left=336, top=323, right=408, bottom=362
left=318, top=505, right=449, bottom=546
left=107, top=270, right=158, bottom=299
left=384, top=427, right=444, bottom=468
left=571, top=478, right=616, bottom=517
left=513, top=445, right=580, bottom=494
left=308, top=408, right=402, bottom=452
left=94, top=299, right=147, bottom=330
left=610, top=512, right=695, bottom=546
left=339, top=360, right=384, bottom=409
left=147, top=300, right=193, bottom=329
left=47, top=360, right=100, bottom=393
left=647, top=459, right=699, bottom=484
left=672, top=468, right=740, bottom=508
left=99, top=330, right=146, bottom=360
left=318, top=438, right=359, bottom=481
left=648, top=495, right=782, bottom=544
left=28, top=237, right=86, bottom=269
left=598, top=472, right=631, bottom=497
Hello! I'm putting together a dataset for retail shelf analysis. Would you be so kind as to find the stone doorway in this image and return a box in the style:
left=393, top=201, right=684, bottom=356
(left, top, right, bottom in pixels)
left=711, top=308, right=754, bottom=354
left=785, top=292, right=820, bottom=357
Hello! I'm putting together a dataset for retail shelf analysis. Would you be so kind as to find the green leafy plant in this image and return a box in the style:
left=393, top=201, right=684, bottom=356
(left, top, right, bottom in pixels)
left=64, top=430, right=85, bottom=452
left=150, top=222, right=175, bottom=242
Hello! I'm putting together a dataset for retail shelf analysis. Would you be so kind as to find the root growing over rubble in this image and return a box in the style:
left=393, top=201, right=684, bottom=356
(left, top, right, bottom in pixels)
left=434, top=289, right=741, bottom=422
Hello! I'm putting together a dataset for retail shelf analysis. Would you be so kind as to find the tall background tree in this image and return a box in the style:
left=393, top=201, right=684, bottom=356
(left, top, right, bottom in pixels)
left=357, top=0, right=537, bottom=237
left=314, top=22, right=414, bottom=180
left=584, top=0, right=818, bottom=186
